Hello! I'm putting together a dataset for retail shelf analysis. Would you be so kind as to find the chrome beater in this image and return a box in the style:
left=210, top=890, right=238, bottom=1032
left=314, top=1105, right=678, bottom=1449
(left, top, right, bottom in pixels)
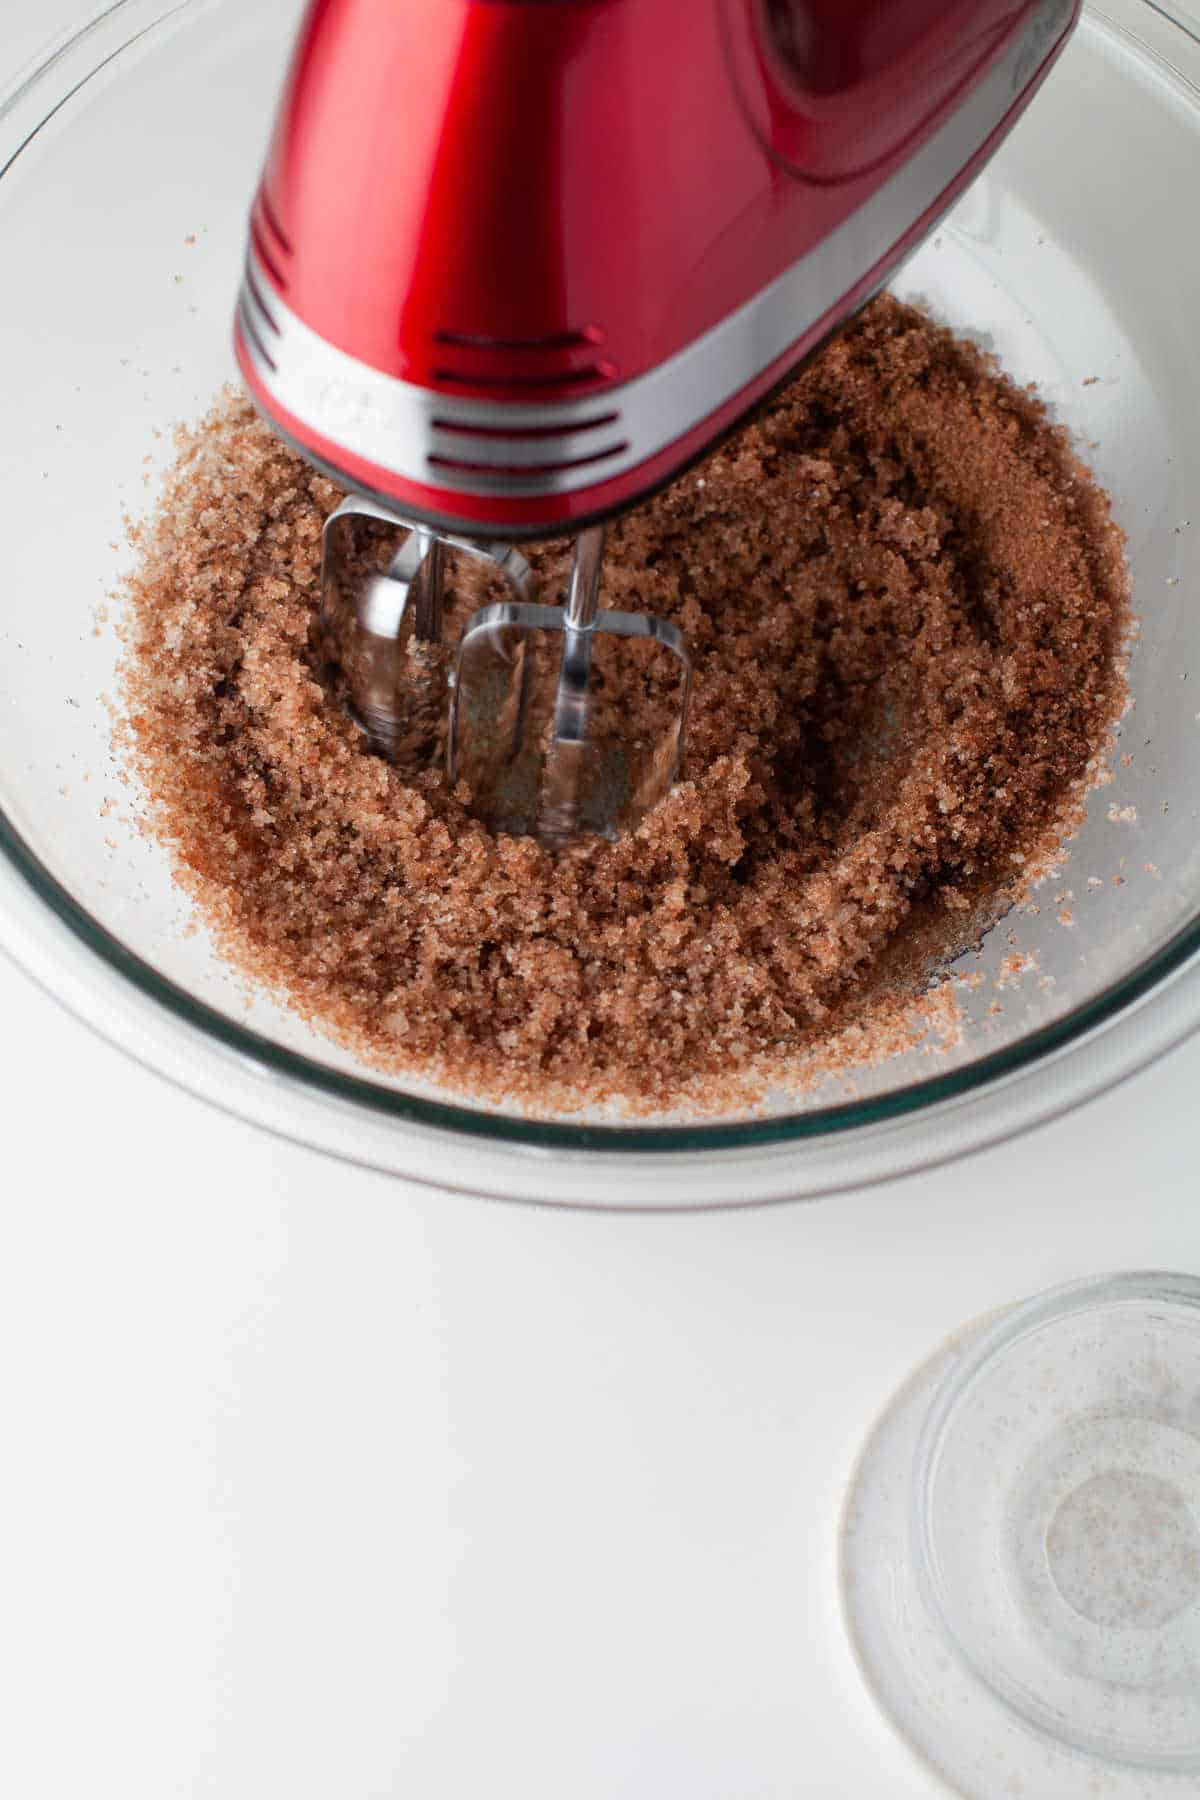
left=319, top=499, right=691, bottom=846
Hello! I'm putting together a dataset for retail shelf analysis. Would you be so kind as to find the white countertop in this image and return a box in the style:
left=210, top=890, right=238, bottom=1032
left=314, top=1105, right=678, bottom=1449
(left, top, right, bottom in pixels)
left=4, top=7, right=1200, bottom=1798
left=6, top=928, right=1200, bottom=1800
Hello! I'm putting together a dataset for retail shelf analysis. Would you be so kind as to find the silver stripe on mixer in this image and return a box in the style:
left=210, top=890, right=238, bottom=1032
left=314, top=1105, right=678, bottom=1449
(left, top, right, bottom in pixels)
left=237, top=0, right=1072, bottom=505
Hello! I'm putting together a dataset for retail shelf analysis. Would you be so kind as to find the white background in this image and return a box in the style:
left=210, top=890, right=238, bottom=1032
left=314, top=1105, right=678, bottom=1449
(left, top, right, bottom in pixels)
left=3, top=4, right=1200, bottom=1797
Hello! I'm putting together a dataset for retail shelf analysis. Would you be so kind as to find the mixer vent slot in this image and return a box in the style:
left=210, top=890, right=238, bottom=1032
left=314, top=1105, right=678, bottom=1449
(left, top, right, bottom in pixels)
left=239, top=261, right=281, bottom=372
left=432, top=364, right=617, bottom=393
left=431, top=324, right=615, bottom=396
left=258, top=192, right=292, bottom=255
left=428, top=446, right=629, bottom=477
left=429, top=402, right=627, bottom=477
left=238, top=300, right=277, bottom=374
left=243, top=263, right=281, bottom=337
left=251, top=190, right=293, bottom=291
left=431, top=412, right=619, bottom=442
left=434, top=328, right=600, bottom=352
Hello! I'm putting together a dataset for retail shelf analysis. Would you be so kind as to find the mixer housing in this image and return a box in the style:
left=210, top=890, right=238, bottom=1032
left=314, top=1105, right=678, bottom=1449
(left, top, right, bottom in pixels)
left=235, top=0, right=1079, bottom=540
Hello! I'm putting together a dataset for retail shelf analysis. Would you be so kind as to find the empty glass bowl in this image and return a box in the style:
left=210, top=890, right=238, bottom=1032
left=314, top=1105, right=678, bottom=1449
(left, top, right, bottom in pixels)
left=844, top=1273, right=1200, bottom=1798
left=917, top=1274, right=1200, bottom=1772
left=2, top=0, right=1199, bottom=1202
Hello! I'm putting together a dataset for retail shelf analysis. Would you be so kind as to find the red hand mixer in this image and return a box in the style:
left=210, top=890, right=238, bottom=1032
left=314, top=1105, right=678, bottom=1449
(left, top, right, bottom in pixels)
left=235, top=0, right=1078, bottom=843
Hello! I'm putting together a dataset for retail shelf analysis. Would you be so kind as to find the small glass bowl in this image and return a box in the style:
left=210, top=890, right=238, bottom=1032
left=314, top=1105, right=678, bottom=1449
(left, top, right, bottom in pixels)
left=914, top=1273, right=1200, bottom=1771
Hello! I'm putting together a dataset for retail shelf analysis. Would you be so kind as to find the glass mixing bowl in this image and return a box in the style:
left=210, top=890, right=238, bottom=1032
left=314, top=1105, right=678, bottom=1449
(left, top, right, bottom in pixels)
left=2, top=0, right=1199, bottom=1206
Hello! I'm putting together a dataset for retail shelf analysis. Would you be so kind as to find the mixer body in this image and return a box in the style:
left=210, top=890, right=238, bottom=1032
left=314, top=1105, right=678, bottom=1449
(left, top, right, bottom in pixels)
left=234, top=0, right=1079, bottom=845
left=236, top=0, right=1079, bottom=538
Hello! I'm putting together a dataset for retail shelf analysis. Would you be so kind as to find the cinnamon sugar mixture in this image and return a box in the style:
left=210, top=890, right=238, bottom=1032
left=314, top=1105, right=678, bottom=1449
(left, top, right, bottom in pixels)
left=118, top=299, right=1129, bottom=1113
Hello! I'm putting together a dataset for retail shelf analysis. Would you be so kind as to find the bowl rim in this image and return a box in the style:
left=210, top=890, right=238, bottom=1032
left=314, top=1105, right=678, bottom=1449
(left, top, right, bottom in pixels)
left=3, top=0, right=1200, bottom=1162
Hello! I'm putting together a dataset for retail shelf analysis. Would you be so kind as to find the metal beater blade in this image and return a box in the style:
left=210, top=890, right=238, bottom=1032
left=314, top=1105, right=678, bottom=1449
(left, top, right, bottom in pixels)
left=319, top=494, right=537, bottom=776
left=448, top=524, right=692, bottom=846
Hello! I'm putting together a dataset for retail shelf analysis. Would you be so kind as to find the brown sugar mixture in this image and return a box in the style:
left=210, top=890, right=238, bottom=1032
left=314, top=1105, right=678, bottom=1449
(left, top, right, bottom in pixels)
left=117, top=297, right=1130, bottom=1114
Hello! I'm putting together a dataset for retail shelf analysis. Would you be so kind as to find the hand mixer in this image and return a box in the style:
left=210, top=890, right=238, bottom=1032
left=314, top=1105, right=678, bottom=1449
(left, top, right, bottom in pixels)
left=235, top=0, right=1078, bottom=846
